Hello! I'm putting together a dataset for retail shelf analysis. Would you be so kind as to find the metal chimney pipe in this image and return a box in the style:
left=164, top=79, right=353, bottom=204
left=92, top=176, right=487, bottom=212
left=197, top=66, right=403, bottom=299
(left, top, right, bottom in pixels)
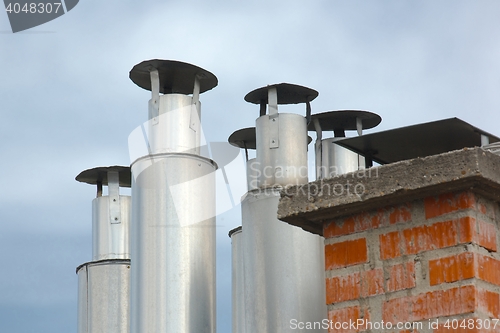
left=75, top=166, right=132, bottom=333
left=308, top=110, right=382, bottom=178
left=228, top=227, right=245, bottom=333
left=128, top=59, right=218, bottom=333
left=232, top=83, right=327, bottom=333
left=228, top=127, right=258, bottom=191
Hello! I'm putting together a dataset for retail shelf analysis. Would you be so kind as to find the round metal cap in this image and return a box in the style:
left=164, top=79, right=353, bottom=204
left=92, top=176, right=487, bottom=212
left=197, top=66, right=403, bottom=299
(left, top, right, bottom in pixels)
left=307, top=110, right=382, bottom=131
left=228, top=127, right=257, bottom=149
left=76, top=166, right=131, bottom=188
left=228, top=226, right=242, bottom=238
left=129, top=59, right=218, bottom=94
left=244, top=83, right=318, bottom=105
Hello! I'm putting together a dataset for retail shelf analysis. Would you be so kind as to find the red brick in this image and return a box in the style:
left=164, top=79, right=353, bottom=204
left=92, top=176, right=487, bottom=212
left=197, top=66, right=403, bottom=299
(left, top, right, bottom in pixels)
left=424, top=191, right=476, bottom=219
left=326, top=269, right=384, bottom=304
left=380, top=217, right=496, bottom=259
left=412, top=286, right=476, bottom=321
left=380, top=232, right=403, bottom=260
left=390, top=203, right=412, bottom=224
left=324, top=219, right=356, bottom=238
left=383, top=295, right=411, bottom=323
left=381, top=221, right=457, bottom=260
left=479, top=203, right=488, bottom=215
left=328, top=306, right=369, bottom=333
left=404, top=221, right=457, bottom=254
left=429, top=253, right=475, bottom=286
left=477, top=255, right=500, bottom=286
left=428, top=253, right=500, bottom=287
left=325, top=238, right=368, bottom=270
left=360, top=269, right=384, bottom=297
left=477, top=289, right=500, bottom=318
left=476, top=220, right=497, bottom=251
left=324, top=211, right=383, bottom=238
left=458, top=216, right=475, bottom=243
left=386, top=262, right=416, bottom=292
left=458, top=217, right=497, bottom=252
left=326, top=273, right=361, bottom=304
left=324, top=204, right=413, bottom=238
left=383, top=286, right=476, bottom=323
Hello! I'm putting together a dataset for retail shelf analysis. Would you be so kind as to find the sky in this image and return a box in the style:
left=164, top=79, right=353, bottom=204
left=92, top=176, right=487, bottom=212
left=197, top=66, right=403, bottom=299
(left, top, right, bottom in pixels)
left=1, top=1, right=500, bottom=332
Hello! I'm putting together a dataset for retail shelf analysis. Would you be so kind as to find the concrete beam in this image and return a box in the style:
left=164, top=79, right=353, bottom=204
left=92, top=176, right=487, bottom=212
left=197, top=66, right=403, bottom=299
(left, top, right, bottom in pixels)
left=278, top=148, right=500, bottom=236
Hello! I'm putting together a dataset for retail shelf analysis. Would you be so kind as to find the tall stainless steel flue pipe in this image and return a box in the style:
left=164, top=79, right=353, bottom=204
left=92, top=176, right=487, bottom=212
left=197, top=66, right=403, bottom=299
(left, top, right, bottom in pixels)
left=128, top=60, right=218, bottom=333
left=230, top=83, right=327, bottom=333
left=228, top=226, right=244, bottom=333
left=308, top=111, right=381, bottom=178
left=75, top=166, right=132, bottom=333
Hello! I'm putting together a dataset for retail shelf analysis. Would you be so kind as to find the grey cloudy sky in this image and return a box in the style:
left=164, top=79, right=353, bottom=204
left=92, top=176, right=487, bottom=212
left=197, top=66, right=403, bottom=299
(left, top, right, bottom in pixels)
left=1, top=1, right=500, bottom=332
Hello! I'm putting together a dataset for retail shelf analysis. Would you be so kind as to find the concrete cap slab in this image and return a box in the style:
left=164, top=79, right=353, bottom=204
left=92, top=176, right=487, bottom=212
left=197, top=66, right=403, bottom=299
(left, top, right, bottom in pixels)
left=277, top=147, right=500, bottom=236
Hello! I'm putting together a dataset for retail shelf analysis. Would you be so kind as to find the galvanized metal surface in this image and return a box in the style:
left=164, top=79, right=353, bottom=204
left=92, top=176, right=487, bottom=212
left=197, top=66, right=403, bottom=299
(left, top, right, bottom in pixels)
left=77, top=260, right=131, bottom=333
left=92, top=195, right=131, bottom=260
left=139, top=94, right=203, bottom=156
left=238, top=85, right=327, bottom=332
left=229, top=227, right=245, bottom=333
left=241, top=189, right=327, bottom=333
left=255, top=113, right=308, bottom=187
left=229, top=127, right=312, bottom=151
left=246, top=158, right=259, bottom=191
left=129, top=59, right=218, bottom=94
left=130, top=154, right=216, bottom=333
left=129, top=59, right=217, bottom=333
left=318, top=138, right=365, bottom=178
left=483, top=142, right=500, bottom=155
left=77, top=265, right=88, bottom=333
left=76, top=166, right=132, bottom=333
left=308, top=111, right=379, bottom=178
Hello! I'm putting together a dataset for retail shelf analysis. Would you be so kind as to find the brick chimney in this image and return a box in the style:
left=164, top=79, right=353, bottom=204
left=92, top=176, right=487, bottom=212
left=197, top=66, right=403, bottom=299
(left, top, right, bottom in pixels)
left=278, top=148, right=500, bottom=333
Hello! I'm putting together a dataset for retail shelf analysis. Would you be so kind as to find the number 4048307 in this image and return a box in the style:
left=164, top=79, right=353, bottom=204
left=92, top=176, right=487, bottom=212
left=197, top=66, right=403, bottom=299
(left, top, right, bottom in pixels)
left=5, top=2, right=62, bottom=14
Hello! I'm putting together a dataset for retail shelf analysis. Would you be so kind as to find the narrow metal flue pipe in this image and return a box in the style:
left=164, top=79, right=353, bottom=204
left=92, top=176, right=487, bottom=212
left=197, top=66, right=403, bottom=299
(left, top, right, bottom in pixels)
left=75, top=166, right=132, bottom=333
left=236, top=83, right=327, bottom=333
left=229, top=227, right=245, bottom=333
left=309, top=110, right=382, bottom=178
left=129, top=60, right=218, bottom=333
